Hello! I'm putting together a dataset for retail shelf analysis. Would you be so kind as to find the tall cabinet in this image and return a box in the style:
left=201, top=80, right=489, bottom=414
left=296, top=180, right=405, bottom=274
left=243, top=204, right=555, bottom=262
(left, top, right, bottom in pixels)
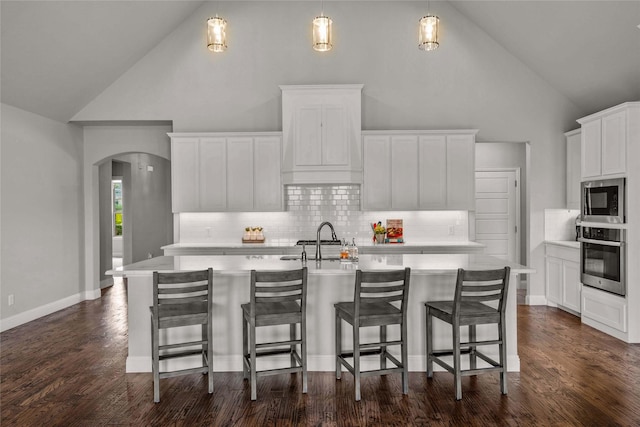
left=576, top=102, right=640, bottom=343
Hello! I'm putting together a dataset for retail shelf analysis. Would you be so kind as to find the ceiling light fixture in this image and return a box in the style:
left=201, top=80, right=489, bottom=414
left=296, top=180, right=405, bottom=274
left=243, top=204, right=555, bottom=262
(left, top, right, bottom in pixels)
left=207, top=15, right=227, bottom=52
left=312, top=1, right=332, bottom=52
left=418, top=1, right=440, bottom=51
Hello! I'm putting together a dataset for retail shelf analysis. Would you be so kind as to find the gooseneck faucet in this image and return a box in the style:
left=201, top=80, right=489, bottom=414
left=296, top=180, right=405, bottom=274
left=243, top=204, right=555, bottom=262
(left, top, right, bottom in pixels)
left=316, top=221, right=338, bottom=260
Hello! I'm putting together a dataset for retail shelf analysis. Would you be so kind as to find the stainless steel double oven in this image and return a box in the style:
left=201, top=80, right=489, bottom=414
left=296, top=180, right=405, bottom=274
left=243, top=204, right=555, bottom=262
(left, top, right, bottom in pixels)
left=579, top=178, right=626, bottom=296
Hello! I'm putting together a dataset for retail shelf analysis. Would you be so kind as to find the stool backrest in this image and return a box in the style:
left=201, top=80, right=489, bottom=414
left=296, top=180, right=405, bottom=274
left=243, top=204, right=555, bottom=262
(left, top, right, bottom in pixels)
left=355, top=268, right=411, bottom=316
left=152, top=269, right=213, bottom=311
left=454, top=267, right=510, bottom=315
left=249, top=267, right=308, bottom=316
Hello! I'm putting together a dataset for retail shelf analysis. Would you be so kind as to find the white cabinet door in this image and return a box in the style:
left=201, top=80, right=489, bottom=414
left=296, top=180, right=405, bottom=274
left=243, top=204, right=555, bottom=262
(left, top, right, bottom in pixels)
left=391, top=136, right=419, bottom=210
left=546, top=256, right=563, bottom=305
left=581, top=119, right=602, bottom=179
left=601, top=110, right=626, bottom=176
left=199, top=138, right=227, bottom=211
left=171, top=138, right=199, bottom=212
left=295, top=104, right=322, bottom=166
left=447, top=134, right=475, bottom=209
left=563, top=260, right=581, bottom=313
left=227, top=137, right=254, bottom=211
left=363, top=135, right=391, bottom=210
left=418, top=135, right=447, bottom=209
left=565, top=130, right=581, bottom=209
left=322, top=104, right=349, bottom=166
left=254, top=136, right=282, bottom=211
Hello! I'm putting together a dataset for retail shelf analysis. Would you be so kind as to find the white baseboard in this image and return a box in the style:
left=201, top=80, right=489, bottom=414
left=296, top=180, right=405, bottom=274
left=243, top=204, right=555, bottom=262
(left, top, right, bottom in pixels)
left=526, top=294, right=548, bottom=306
left=0, top=292, right=84, bottom=332
left=84, top=288, right=102, bottom=300
left=100, top=278, right=114, bottom=289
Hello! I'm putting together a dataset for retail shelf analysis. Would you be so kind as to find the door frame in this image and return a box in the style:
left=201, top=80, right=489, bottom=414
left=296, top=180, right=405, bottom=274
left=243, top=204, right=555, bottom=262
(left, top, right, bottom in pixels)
left=475, top=167, right=522, bottom=268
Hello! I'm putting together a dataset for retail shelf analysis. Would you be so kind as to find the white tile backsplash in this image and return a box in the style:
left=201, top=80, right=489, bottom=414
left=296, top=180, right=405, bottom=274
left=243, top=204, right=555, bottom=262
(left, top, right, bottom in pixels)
left=544, top=209, right=580, bottom=241
left=177, top=185, right=470, bottom=244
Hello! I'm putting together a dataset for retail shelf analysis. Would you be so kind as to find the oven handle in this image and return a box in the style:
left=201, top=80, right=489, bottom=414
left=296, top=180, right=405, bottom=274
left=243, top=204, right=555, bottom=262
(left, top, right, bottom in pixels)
left=578, top=238, right=624, bottom=247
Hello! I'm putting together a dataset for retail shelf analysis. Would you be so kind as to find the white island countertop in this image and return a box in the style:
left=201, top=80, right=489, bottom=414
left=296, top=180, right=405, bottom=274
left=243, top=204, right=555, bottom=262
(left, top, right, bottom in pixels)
left=160, top=241, right=486, bottom=255
left=110, top=253, right=533, bottom=277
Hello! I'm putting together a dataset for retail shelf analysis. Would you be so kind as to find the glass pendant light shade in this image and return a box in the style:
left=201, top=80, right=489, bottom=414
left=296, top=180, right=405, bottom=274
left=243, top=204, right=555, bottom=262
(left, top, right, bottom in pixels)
left=418, top=14, right=439, bottom=51
left=207, top=16, right=227, bottom=52
left=312, top=14, right=332, bottom=52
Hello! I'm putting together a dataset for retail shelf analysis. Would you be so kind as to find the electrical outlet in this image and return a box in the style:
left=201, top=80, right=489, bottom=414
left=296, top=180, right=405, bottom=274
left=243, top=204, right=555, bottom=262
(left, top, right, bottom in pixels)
left=8, top=294, right=14, bottom=306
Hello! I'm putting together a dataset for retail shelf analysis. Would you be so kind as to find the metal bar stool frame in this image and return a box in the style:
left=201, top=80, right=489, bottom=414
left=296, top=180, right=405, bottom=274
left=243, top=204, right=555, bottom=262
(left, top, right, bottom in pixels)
left=425, top=266, right=510, bottom=400
left=334, top=267, right=411, bottom=401
left=150, top=268, right=214, bottom=403
left=242, top=267, right=308, bottom=401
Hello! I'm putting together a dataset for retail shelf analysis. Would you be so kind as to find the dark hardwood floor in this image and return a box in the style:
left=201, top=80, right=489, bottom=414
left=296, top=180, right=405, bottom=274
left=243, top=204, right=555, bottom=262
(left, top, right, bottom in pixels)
left=2, top=280, right=639, bottom=426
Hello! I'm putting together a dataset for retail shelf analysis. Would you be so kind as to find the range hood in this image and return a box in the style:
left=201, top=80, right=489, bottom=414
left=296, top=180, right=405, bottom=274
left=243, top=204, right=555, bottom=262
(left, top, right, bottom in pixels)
left=280, top=84, right=363, bottom=185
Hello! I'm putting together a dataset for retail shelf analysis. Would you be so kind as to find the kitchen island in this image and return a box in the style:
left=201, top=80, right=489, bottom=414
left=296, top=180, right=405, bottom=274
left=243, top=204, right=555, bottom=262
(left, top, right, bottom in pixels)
left=109, top=254, right=533, bottom=374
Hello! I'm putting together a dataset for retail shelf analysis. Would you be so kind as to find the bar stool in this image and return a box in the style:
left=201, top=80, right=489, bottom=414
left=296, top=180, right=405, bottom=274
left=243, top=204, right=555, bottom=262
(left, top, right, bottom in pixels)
left=241, top=267, right=308, bottom=401
left=334, top=268, right=411, bottom=401
left=425, top=267, right=510, bottom=400
left=150, top=268, right=214, bottom=403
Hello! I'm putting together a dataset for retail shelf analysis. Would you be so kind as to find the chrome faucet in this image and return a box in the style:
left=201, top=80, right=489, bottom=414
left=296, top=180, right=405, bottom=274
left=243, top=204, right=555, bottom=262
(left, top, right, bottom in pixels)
left=316, top=221, right=338, bottom=260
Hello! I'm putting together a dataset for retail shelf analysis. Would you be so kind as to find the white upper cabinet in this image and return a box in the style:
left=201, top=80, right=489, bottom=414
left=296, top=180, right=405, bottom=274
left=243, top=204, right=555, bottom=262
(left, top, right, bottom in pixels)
left=578, top=105, right=627, bottom=179
left=169, top=133, right=282, bottom=212
left=281, top=84, right=363, bottom=184
left=362, top=131, right=477, bottom=211
left=565, top=129, right=581, bottom=210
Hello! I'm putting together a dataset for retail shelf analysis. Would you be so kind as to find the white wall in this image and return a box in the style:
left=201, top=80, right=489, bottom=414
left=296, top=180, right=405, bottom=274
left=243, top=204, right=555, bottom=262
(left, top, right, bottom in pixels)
left=0, top=104, right=84, bottom=330
left=72, top=1, right=583, bottom=302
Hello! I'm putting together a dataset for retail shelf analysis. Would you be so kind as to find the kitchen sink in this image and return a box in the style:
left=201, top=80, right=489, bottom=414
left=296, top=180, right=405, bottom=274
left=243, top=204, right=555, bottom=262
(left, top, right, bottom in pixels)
left=280, top=255, right=341, bottom=261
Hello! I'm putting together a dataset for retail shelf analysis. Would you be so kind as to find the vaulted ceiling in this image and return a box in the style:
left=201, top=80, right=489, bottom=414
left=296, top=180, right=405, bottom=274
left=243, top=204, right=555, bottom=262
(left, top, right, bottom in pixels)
left=1, top=1, right=639, bottom=124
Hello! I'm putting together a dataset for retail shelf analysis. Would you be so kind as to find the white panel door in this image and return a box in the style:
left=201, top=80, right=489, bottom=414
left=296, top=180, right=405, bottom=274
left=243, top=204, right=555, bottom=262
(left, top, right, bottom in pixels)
left=254, top=136, right=282, bottom=211
left=170, top=138, right=199, bottom=212
left=418, top=135, right=447, bottom=209
left=227, top=137, right=254, bottom=211
left=391, top=135, right=419, bottom=209
left=322, top=104, right=348, bottom=166
left=295, top=105, right=322, bottom=166
left=581, top=119, right=602, bottom=178
left=199, top=138, right=227, bottom=211
left=363, top=136, right=391, bottom=210
left=475, top=170, right=518, bottom=262
left=601, top=110, right=626, bottom=176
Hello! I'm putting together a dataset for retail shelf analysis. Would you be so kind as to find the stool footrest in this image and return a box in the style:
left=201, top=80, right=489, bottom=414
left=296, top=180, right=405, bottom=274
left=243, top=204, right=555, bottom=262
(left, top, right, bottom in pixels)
left=159, top=366, right=209, bottom=379
left=159, top=339, right=207, bottom=352
left=158, top=348, right=205, bottom=361
left=255, top=339, right=301, bottom=350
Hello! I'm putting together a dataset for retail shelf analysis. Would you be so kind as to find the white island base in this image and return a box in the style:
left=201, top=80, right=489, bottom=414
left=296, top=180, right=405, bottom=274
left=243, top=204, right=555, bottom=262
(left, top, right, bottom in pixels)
left=112, top=254, right=534, bottom=374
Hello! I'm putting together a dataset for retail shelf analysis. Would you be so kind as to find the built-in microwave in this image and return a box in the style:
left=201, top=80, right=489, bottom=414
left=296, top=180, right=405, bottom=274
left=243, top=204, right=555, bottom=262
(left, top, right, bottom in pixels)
left=581, top=178, right=625, bottom=224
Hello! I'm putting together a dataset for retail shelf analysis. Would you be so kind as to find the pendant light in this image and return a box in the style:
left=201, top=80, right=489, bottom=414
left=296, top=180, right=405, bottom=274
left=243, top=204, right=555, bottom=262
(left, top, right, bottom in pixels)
left=207, top=15, right=227, bottom=52
left=418, top=1, right=439, bottom=51
left=312, top=1, right=332, bottom=52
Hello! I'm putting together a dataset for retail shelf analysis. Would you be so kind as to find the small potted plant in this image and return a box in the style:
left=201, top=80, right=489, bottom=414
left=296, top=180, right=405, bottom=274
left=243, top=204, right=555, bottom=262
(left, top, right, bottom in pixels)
left=374, top=223, right=386, bottom=244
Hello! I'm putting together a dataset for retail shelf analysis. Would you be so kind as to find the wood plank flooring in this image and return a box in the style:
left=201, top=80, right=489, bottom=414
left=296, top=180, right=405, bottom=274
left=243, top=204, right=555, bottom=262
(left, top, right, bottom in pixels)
left=2, top=280, right=640, bottom=426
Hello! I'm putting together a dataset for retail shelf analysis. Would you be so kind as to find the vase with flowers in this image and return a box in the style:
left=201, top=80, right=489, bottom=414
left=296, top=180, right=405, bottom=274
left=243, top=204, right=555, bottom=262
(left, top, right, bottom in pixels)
left=373, top=222, right=386, bottom=244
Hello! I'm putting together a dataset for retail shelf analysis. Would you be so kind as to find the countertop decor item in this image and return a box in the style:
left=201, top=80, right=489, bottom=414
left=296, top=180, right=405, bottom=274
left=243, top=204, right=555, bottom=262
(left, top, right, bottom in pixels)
left=242, top=226, right=265, bottom=243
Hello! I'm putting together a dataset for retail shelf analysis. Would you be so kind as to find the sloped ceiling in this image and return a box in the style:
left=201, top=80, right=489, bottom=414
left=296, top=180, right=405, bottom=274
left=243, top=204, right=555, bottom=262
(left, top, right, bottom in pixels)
left=0, top=1, right=204, bottom=123
left=1, top=1, right=638, bottom=123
